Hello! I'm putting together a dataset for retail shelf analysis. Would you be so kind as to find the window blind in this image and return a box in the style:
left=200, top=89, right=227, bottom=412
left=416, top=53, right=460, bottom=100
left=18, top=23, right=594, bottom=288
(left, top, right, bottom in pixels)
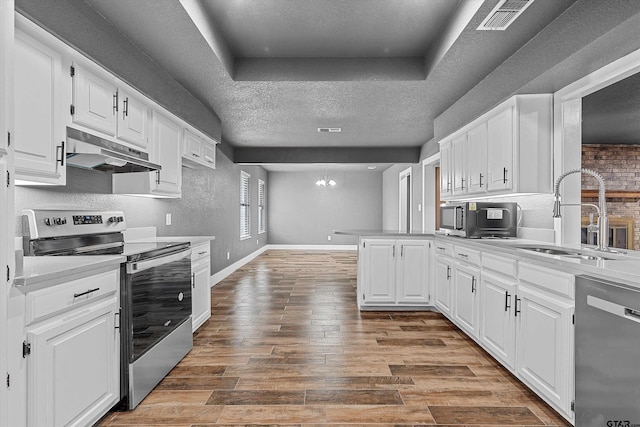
left=240, top=171, right=251, bottom=239
left=258, top=179, right=266, bottom=234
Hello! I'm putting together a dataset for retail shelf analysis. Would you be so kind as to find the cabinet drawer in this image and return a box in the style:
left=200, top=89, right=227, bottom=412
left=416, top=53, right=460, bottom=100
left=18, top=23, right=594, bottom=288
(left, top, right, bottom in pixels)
left=191, top=242, right=210, bottom=262
left=454, top=245, right=481, bottom=266
left=26, top=268, right=119, bottom=325
left=518, top=262, right=574, bottom=299
left=434, top=241, right=454, bottom=258
left=483, top=252, right=517, bottom=278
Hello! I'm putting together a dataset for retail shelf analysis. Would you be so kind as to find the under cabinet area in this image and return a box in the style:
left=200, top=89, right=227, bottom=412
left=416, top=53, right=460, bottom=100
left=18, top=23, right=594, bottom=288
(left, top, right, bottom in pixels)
left=358, top=237, right=431, bottom=309
left=17, top=267, right=121, bottom=427
left=191, top=241, right=212, bottom=331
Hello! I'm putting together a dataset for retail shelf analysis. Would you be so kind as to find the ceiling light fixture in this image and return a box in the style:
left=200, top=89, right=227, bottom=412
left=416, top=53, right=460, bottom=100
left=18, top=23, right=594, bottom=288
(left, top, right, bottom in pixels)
left=317, top=127, right=342, bottom=133
left=315, top=165, right=337, bottom=187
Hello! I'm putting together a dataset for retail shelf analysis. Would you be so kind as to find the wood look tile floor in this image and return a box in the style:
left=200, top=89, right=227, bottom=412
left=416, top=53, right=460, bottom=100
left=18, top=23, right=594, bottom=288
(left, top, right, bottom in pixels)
left=100, top=250, right=570, bottom=427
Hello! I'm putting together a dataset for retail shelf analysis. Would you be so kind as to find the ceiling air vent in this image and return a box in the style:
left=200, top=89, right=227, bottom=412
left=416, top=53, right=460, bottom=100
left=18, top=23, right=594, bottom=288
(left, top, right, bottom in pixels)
left=317, top=128, right=342, bottom=133
left=477, top=0, right=534, bottom=31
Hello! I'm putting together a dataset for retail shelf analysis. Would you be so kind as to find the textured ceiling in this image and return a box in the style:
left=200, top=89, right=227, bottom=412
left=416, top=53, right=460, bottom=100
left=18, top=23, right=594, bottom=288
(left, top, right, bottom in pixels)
left=201, top=0, right=458, bottom=58
left=582, top=72, right=640, bottom=145
left=81, top=0, right=578, bottom=163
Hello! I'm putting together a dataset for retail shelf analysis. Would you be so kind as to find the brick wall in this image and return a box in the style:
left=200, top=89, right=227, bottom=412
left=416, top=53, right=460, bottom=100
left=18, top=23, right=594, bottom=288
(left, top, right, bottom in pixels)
left=582, top=144, right=640, bottom=249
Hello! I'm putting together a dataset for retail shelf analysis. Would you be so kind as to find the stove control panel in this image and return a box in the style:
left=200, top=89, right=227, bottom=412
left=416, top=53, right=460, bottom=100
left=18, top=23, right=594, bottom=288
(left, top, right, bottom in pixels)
left=22, top=209, right=126, bottom=239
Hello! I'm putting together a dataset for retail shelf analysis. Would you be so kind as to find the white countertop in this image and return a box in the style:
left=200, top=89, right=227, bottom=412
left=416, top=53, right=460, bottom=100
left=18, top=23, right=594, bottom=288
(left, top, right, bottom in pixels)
left=436, top=235, right=640, bottom=288
left=151, top=236, right=215, bottom=246
left=15, top=255, right=125, bottom=288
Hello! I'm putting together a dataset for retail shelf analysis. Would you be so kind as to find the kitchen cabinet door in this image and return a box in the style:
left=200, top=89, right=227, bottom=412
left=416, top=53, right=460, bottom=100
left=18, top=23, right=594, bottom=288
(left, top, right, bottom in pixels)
left=453, top=262, right=479, bottom=338
left=117, top=89, right=149, bottom=149
left=479, top=271, right=516, bottom=370
left=71, top=63, right=117, bottom=137
left=26, top=296, right=119, bottom=427
left=515, top=285, right=573, bottom=415
left=396, top=240, right=429, bottom=304
left=434, top=257, right=453, bottom=317
left=361, top=239, right=396, bottom=304
left=151, top=112, right=182, bottom=196
left=183, top=128, right=203, bottom=163
left=14, top=27, right=66, bottom=185
left=439, top=140, right=452, bottom=198
left=487, top=107, right=513, bottom=192
left=466, top=122, right=488, bottom=194
left=452, top=134, right=467, bottom=195
left=191, top=242, right=211, bottom=332
left=202, top=142, right=216, bottom=168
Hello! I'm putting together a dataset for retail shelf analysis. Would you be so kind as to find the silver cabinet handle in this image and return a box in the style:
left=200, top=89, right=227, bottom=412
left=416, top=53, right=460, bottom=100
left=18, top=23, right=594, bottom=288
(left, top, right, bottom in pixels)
left=113, top=90, right=118, bottom=114
left=505, top=291, right=511, bottom=311
left=457, top=253, right=468, bottom=258
left=588, top=295, right=640, bottom=324
left=503, top=167, right=508, bottom=184
left=514, top=295, right=521, bottom=317
left=479, top=174, right=483, bottom=188
left=471, top=276, right=476, bottom=293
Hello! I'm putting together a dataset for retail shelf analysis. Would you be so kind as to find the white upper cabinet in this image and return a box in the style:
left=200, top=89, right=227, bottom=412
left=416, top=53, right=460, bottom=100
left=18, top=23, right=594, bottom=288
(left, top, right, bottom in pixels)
left=439, top=140, right=452, bottom=198
left=14, top=18, right=66, bottom=185
left=71, top=62, right=150, bottom=151
left=487, top=107, right=514, bottom=192
left=182, top=128, right=217, bottom=170
left=452, top=134, right=467, bottom=196
left=439, top=94, right=552, bottom=200
left=71, top=64, right=117, bottom=137
left=466, top=122, right=488, bottom=195
left=152, top=112, right=182, bottom=195
left=116, top=88, right=149, bottom=148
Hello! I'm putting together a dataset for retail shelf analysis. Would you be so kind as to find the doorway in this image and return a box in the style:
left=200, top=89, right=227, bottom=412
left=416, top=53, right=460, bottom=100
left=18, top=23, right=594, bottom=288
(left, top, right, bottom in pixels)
left=399, top=167, right=412, bottom=232
left=421, top=153, right=441, bottom=233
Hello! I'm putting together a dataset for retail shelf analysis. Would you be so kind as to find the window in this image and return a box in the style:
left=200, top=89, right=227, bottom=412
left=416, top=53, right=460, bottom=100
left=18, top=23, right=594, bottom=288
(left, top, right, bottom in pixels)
left=240, top=171, right=251, bottom=239
left=258, top=179, right=266, bottom=234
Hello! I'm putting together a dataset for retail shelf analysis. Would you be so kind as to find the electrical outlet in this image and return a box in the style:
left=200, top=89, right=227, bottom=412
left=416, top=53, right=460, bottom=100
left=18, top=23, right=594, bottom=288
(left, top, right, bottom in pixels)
left=418, top=203, right=422, bottom=212
left=327, top=235, right=332, bottom=241
left=257, top=239, right=259, bottom=245
left=165, top=213, right=171, bottom=226
left=226, top=252, right=230, bottom=260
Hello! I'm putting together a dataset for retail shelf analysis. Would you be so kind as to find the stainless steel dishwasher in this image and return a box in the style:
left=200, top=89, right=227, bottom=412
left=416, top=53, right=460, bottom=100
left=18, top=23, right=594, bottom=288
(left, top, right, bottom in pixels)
left=575, top=275, right=640, bottom=426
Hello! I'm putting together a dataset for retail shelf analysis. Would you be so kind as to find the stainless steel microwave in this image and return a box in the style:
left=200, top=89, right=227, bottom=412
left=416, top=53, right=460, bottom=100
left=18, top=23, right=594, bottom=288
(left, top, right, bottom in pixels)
left=440, top=202, right=517, bottom=238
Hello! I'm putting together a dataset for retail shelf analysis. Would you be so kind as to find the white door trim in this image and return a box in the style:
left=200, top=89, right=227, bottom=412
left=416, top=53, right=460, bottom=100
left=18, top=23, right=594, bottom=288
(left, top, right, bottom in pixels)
left=422, top=153, right=440, bottom=233
left=554, top=46, right=640, bottom=245
left=399, top=167, right=413, bottom=232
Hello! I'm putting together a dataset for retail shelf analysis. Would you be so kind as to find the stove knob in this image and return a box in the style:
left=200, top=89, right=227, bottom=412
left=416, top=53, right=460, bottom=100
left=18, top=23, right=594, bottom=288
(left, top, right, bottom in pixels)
left=44, top=218, right=52, bottom=226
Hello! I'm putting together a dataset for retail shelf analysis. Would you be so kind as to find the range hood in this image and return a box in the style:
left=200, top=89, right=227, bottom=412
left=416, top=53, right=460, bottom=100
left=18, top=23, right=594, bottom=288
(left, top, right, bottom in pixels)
left=66, top=127, right=161, bottom=173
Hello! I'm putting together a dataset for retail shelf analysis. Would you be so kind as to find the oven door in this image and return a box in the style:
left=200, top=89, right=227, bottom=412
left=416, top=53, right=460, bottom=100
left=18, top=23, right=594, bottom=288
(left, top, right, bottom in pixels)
left=124, top=248, right=192, bottom=362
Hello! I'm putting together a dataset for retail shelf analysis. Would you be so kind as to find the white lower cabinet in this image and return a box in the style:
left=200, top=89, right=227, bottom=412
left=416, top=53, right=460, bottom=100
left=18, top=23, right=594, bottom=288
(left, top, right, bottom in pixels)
left=453, top=261, right=479, bottom=338
left=358, top=238, right=430, bottom=309
left=23, top=268, right=121, bottom=427
left=191, top=242, right=211, bottom=332
left=515, top=283, right=573, bottom=417
left=436, top=239, right=575, bottom=423
left=479, top=270, right=516, bottom=370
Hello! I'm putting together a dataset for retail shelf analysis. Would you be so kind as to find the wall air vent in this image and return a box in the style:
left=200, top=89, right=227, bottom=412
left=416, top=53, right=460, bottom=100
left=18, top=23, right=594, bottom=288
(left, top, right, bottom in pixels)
left=477, top=0, right=534, bottom=31
left=317, top=128, right=342, bottom=133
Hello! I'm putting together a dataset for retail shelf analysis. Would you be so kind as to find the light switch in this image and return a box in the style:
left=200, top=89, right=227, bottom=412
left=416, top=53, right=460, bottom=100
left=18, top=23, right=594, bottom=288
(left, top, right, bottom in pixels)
left=165, top=213, right=171, bottom=225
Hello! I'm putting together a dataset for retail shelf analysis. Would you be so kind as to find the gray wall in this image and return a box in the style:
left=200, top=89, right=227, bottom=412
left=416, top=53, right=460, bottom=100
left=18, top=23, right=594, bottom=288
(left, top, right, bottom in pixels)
left=382, top=164, right=422, bottom=232
left=267, top=170, right=382, bottom=245
left=15, top=151, right=268, bottom=275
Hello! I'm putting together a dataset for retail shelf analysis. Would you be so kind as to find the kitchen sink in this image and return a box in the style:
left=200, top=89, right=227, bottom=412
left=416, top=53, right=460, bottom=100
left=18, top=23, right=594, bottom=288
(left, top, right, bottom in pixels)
left=514, top=245, right=619, bottom=261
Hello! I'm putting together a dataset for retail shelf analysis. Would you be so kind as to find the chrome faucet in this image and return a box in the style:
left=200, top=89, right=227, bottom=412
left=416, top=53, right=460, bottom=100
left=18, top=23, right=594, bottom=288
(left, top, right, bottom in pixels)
left=553, top=168, right=609, bottom=251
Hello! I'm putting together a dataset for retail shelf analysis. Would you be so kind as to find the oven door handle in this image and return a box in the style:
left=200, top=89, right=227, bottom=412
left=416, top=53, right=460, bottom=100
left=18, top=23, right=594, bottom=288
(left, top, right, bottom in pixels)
left=126, top=249, right=192, bottom=273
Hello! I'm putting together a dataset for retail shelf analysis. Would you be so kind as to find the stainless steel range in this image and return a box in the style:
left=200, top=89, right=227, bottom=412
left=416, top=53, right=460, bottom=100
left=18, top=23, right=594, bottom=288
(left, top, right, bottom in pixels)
left=22, top=209, right=193, bottom=410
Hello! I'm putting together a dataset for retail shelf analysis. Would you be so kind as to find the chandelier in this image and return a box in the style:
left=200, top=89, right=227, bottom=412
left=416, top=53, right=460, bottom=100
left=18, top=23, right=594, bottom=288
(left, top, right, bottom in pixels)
left=315, top=166, right=336, bottom=187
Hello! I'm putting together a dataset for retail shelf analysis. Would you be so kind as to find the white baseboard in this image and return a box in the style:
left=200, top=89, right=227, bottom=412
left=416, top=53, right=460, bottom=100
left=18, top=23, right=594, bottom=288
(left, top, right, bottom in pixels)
left=265, top=244, right=358, bottom=251
left=209, top=246, right=269, bottom=287
left=208, top=244, right=357, bottom=287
